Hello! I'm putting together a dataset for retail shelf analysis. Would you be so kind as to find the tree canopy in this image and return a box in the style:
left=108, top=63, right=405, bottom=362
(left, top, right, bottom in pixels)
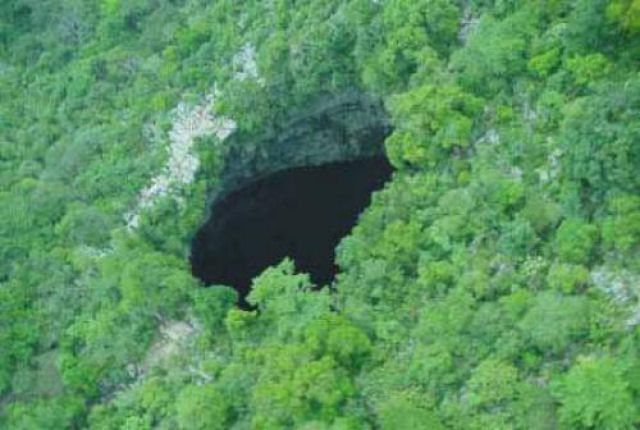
left=2, top=0, right=640, bottom=428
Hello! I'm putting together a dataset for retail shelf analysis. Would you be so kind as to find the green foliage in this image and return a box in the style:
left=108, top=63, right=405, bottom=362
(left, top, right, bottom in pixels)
left=554, top=219, right=598, bottom=264
left=55, top=203, right=114, bottom=247
left=559, top=77, right=640, bottom=206
left=547, top=263, right=590, bottom=293
left=3, top=396, right=83, bottom=430
left=512, top=382, right=558, bottom=429
left=564, top=0, right=616, bottom=54
left=607, top=0, right=640, bottom=34
left=117, top=250, right=196, bottom=315
left=386, top=83, right=482, bottom=169
left=498, top=217, right=539, bottom=257
left=359, top=0, right=460, bottom=91
left=309, top=316, right=372, bottom=371
left=602, top=195, right=640, bottom=253
left=529, top=47, right=562, bottom=78
left=473, top=168, right=526, bottom=212
left=3, top=0, right=640, bottom=427
left=451, top=9, right=536, bottom=95
left=191, top=286, right=237, bottom=333
left=467, top=358, right=519, bottom=409
left=553, top=356, right=638, bottom=429
left=251, top=353, right=355, bottom=428
left=566, top=53, right=612, bottom=87
left=175, top=384, right=230, bottom=430
left=519, top=291, right=591, bottom=355
left=521, top=193, right=562, bottom=234
left=378, top=394, right=444, bottom=429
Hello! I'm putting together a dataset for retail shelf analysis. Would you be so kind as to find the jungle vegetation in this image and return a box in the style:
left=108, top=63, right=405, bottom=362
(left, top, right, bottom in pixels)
left=2, top=0, right=640, bottom=428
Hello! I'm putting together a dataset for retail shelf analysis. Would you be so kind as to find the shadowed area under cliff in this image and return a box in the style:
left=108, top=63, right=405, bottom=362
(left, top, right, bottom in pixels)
left=191, top=157, right=392, bottom=306
left=216, top=91, right=391, bottom=198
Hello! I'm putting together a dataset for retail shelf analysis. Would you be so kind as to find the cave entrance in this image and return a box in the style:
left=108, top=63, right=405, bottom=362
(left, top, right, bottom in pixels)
left=190, top=157, right=392, bottom=307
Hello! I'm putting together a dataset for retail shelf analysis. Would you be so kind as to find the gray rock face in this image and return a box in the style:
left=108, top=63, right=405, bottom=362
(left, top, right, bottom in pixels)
left=214, top=91, right=392, bottom=202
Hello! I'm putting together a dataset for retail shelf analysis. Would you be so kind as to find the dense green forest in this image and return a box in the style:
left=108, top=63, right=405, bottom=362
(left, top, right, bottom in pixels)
left=2, top=0, right=640, bottom=428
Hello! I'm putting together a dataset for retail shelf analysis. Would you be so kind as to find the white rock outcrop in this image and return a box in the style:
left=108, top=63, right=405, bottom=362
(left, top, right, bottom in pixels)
left=233, top=42, right=262, bottom=83
left=126, top=90, right=236, bottom=228
left=591, top=267, right=640, bottom=328
left=126, top=43, right=265, bottom=228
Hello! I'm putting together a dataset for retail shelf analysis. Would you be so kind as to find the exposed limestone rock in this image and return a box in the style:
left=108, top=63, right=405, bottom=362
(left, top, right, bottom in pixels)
left=126, top=90, right=236, bottom=228
left=212, top=90, right=392, bottom=204
left=126, top=43, right=264, bottom=229
left=125, top=45, right=388, bottom=231
left=142, top=320, right=198, bottom=373
left=233, top=42, right=263, bottom=84
left=537, top=147, right=563, bottom=184
left=591, top=267, right=640, bottom=328
left=459, top=3, right=479, bottom=43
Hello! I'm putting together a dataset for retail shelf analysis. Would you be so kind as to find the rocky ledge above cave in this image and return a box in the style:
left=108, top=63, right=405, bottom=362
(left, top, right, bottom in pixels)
left=214, top=91, right=392, bottom=202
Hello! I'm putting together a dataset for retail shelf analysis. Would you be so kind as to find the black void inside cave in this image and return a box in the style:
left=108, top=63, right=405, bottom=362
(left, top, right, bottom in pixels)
left=190, top=157, right=393, bottom=307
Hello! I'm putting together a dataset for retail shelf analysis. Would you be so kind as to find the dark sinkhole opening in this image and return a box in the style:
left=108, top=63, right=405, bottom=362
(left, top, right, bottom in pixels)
left=190, top=157, right=393, bottom=308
